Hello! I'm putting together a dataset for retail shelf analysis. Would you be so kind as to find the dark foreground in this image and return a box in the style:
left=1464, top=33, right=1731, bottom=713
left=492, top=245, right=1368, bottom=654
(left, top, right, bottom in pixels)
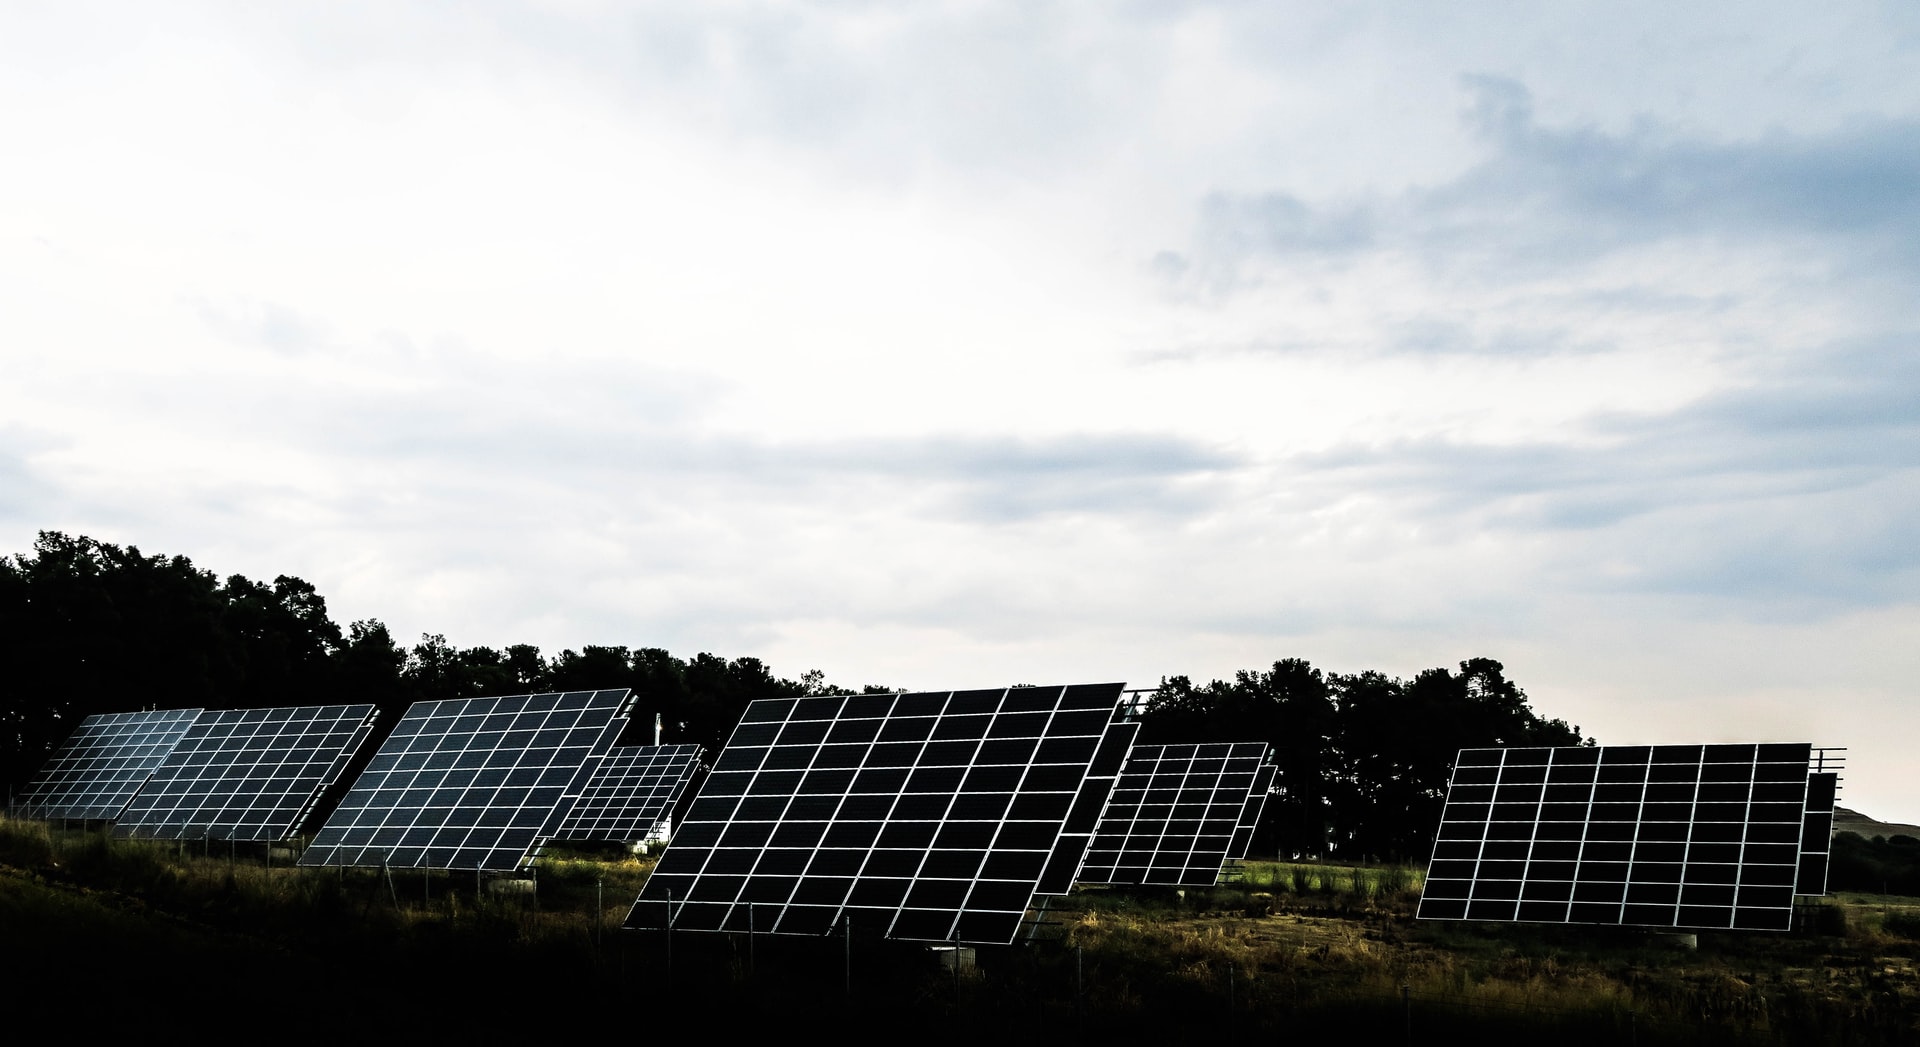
left=2, top=821, right=1916, bottom=1044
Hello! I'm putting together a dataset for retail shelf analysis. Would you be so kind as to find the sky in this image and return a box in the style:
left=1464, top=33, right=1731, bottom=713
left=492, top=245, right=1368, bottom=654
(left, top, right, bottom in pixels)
left=4, top=3, right=1916, bottom=818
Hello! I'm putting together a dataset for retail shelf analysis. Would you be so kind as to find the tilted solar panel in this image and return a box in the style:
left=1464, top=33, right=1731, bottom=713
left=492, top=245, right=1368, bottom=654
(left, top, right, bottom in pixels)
left=1796, top=771, right=1837, bottom=896
left=1229, top=763, right=1276, bottom=861
left=625, top=682, right=1132, bottom=944
left=298, top=689, right=634, bottom=871
left=1035, top=719, right=1138, bottom=895
left=17, top=708, right=204, bottom=820
left=114, top=704, right=380, bottom=842
left=1078, top=741, right=1270, bottom=887
left=1418, top=743, right=1822, bottom=932
left=552, top=743, right=704, bottom=843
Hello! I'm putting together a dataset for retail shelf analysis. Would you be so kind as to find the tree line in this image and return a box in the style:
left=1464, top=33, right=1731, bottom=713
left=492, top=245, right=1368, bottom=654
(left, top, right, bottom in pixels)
left=1, top=530, right=1588, bottom=861
left=1141, top=659, right=1586, bottom=861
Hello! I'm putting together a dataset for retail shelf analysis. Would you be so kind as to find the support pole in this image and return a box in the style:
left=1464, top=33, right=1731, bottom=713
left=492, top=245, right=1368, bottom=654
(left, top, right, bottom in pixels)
left=1076, top=945, right=1084, bottom=1032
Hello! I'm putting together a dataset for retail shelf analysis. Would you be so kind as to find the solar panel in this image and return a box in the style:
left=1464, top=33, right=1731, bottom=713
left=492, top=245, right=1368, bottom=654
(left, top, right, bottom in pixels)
left=113, top=704, right=380, bottom=842
left=1077, top=742, right=1271, bottom=887
left=1795, top=771, right=1837, bottom=896
left=625, top=682, right=1133, bottom=944
left=16, top=708, right=204, bottom=820
left=1229, top=763, right=1276, bottom=861
left=551, top=743, right=704, bottom=843
left=1418, top=743, right=1823, bottom=932
left=298, top=689, right=634, bottom=871
left=1035, top=719, right=1138, bottom=895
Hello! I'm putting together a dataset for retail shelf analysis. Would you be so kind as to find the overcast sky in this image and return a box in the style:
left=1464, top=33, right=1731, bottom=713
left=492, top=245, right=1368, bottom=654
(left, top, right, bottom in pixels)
left=4, top=3, right=1916, bottom=818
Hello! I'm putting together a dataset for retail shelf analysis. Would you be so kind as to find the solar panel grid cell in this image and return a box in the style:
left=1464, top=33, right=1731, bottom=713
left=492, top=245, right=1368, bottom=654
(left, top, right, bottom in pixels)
left=627, top=682, right=1129, bottom=943
left=1420, top=744, right=1816, bottom=931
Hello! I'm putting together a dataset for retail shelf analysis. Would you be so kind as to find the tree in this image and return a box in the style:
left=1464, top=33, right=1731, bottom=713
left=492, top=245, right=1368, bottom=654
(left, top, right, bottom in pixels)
left=404, top=633, right=465, bottom=702
left=334, top=619, right=408, bottom=719
left=1139, top=660, right=1339, bottom=858
left=1325, top=669, right=1414, bottom=860
left=678, top=653, right=806, bottom=753
left=1143, top=655, right=1591, bottom=863
left=501, top=644, right=547, bottom=690
left=0, top=530, right=883, bottom=794
left=547, top=645, right=634, bottom=692
left=1236, top=659, right=1338, bottom=859
left=1329, top=659, right=1589, bottom=861
left=0, top=532, right=233, bottom=788
left=219, top=574, right=344, bottom=706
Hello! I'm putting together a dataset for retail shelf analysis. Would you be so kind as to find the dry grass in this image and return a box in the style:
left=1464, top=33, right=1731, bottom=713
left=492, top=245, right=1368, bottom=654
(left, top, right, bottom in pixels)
left=1052, top=861, right=1920, bottom=1043
left=6, top=816, right=1920, bottom=1043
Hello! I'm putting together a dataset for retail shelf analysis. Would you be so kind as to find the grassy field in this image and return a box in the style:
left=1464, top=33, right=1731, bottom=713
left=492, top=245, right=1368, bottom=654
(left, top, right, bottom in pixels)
left=1057, top=865, right=1920, bottom=1043
left=3, top=816, right=1916, bottom=1043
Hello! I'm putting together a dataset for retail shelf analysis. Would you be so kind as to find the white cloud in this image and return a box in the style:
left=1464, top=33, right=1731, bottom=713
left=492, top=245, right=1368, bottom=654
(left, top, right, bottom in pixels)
left=2, top=1, right=1917, bottom=818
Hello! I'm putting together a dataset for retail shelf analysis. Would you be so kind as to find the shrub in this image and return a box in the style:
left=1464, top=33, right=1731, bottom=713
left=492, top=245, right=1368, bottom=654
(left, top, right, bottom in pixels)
left=0, top=814, right=54, bottom=866
left=1881, top=909, right=1920, bottom=940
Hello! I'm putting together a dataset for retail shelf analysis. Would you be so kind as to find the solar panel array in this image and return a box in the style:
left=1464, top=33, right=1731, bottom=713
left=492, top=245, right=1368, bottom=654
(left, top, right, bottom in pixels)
left=1079, top=742, right=1271, bottom=887
left=299, top=690, right=634, bottom=871
left=1419, top=743, right=1820, bottom=932
left=552, top=743, right=704, bottom=843
left=114, top=704, right=380, bottom=842
left=16, top=708, right=204, bottom=820
left=625, top=682, right=1134, bottom=944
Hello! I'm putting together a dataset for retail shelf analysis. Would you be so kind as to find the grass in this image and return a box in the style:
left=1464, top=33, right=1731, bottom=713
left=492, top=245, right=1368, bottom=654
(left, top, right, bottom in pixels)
left=1053, top=860, right=1920, bottom=1043
left=4, top=816, right=1918, bottom=1043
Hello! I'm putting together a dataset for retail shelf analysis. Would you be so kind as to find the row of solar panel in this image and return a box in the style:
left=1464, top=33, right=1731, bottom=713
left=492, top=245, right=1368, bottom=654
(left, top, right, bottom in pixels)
left=15, top=698, right=703, bottom=854
left=14, top=686, right=1276, bottom=945
left=17, top=689, right=1840, bottom=942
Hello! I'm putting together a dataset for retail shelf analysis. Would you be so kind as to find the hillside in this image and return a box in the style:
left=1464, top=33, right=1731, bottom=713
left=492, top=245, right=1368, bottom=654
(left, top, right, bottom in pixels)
left=1836, top=807, right=1920, bottom=840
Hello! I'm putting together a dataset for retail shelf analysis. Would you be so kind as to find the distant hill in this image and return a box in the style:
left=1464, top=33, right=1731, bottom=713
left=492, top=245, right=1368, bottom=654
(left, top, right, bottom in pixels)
left=1834, top=806, right=1920, bottom=840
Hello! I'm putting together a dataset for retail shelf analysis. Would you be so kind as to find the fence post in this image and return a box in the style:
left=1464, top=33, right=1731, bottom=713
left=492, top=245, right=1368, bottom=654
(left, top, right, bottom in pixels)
left=1076, top=944, right=1084, bottom=1028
